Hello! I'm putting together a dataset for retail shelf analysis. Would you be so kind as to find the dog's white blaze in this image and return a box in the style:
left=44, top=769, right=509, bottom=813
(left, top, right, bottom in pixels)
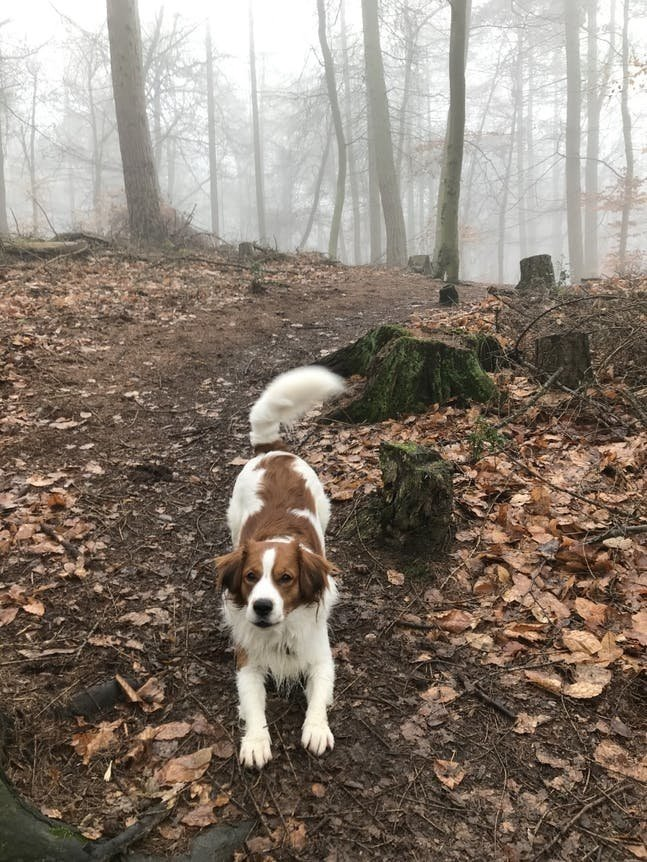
left=245, top=547, right=284, bottom=624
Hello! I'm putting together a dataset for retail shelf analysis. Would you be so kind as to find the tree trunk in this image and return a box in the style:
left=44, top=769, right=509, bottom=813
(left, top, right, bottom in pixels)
left=340, top=0, right=362, bottom=264
left=535, top=332, right=593, bottom=389
left=206, top=25, right=220, bottom=237
left=564, top=0, right=584, bottom=283
left=516, top=28, right=528, bottom=261
left=248, top=1, right=266, bottom=242
left=361, top=0, right=407, bottom=266
left=379, top=442, right=453, bottom=555
left=431, top=0, right=468, bottom=282
left=497, top=98, right=517, bottom=284
left=618, top=0, right=633, bottom=270
left=367, top=109, right=383, bottom=263
left=584, top=0, right=599, bottom=276
left=317, top=0, right=346, bottom=260
left=106, top=0, right=166, bottom=244
left=0, top=105, right=8, bottom=235
left=298, top=120, right=333, bottom=250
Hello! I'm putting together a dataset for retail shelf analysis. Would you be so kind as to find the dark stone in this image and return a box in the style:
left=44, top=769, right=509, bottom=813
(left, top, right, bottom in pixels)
left=439, top=284, right=459, bottom=306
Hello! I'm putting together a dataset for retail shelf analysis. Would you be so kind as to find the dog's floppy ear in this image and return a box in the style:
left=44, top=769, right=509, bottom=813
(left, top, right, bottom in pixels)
left=298, top=545, right=336, bottom=603
left=215, top=545, right=245, bottom=597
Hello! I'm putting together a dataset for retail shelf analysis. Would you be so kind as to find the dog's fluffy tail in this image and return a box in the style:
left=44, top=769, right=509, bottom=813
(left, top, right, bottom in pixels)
left=249, top=366, right=345, bottom=449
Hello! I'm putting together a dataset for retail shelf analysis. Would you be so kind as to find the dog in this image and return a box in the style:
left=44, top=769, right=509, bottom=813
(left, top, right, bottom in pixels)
left=216, top=366, right=345, bottom=768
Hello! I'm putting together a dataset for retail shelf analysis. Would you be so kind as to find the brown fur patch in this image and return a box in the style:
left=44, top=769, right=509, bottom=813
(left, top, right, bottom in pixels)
left=253, top=440, right=289, bottom=454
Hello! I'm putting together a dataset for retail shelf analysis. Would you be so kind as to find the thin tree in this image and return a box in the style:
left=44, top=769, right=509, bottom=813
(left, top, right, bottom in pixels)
left=106, top=0, right=165, bottom=243
left=340, top=0, right=361, bottom=263
left=618, top=0, right=633, bottom=269
left=206, top=24, right=220, bottom=237
left=584, top=0, right=599, bottom=276
left=248, top=0, right=266, bottom=241
left=564, top=0, right=584, bottom=283
left=431, top=0, right=468, bottom=281
left=0, top=52, right=8, bottom=235
left=361, top=0, right=407, bottom=265
left=317, top=0, right=346, bottom=259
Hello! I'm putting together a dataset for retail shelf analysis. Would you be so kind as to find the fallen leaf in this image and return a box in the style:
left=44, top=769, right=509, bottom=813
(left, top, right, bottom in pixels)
left=71, top=720, right=123, bottom=765
left=524, top=669, right=562, bottom=695
left=594, top=740, right=647, bottom=782
left=0, top=607, right=19, bottom=626
left=311, top=783, right=327, bottom=798
left=563, top=665, right=611, bottom=699
left=181, top=802, right=218, bottom=827
left=154, top=721, right=192, bottom=741
left=420, top=685, right=459, bottom=704
left=435, top=609, right=475, bottom=633
left=513, top=712, right=552, bottom=735
left=386, top=569, right=405, bottom=586
left=433, top=759, right=466, bottom=789
left=155, top=747, right=213, bottom=785
left=628, top=610, right=647, bottom=646
left=22, top=599, right=45, bottom=616
left=561, top=630, right=602, bottom=655
left=574, top=597, right=607, bottom=628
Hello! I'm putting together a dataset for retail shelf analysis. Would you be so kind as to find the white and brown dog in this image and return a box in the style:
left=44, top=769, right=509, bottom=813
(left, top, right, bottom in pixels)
left=216, top=366, right=345, bottom=769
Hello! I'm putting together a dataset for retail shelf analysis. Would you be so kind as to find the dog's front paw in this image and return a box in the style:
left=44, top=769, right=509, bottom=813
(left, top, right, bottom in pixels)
left=240, top=730, right=272, bottom=769
left=302, top=720, right=334, bottom=756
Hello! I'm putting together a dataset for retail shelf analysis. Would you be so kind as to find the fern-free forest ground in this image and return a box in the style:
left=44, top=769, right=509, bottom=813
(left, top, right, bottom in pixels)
left=0, top=250, right=645, bottom=861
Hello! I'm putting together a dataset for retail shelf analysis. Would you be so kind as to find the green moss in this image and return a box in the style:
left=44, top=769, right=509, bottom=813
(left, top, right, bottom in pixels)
left=48, top=826, right=85, bottom=843
left=321, top=324, right=409, bottom=377
left=343, top=336, right=497, bottom=423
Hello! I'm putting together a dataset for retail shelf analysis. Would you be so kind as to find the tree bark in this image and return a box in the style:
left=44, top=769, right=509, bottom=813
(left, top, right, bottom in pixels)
left=361, top=0, right=407, bottom=266
left=0, top=96, right=8, bottom=235
left=298, top=119, right=333, bottom=250
left=618, top=0, right=633, bottom=270
left=248, top=1, right=266, bottom=242
left=584, top=0, right=599, bottom=276
left=340, top=0, right=362, bottom=263
left=564, top=1, right=584, bottom=283
left=317, top=0, right=346, bottom=260
left=535, top=332, right=593, bottom=389
left=206, top=25, right=220, bottom=237
left=106, top=0, right=166, bottom=244
left=431, top=0, right=468, bottom=281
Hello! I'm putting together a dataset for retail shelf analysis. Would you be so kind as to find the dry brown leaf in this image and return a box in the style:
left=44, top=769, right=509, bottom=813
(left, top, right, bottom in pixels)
left=433, top=759, right=466, bottom=789
left=435, top=609, right=475, bottom=633
left=71, top=720, right=123, bottom=765
left=311, top=783, right=327, bottom=798
left=513, top=712, right=552, bottom=735
left=420, top=684, right=459, bottom=704
left=574, top=597, right=607, bottom=628
left=22, top=599, right=45, bottom=616
left=181, top=802, right=218, bottom=828
left=628, top=610, right=647, bottom=646
left=118, top=611, right=151, bottom=626
left=594, top=740, right=647, bottom=782
left=386, top=569, right=405, bottom=586
left=524, top=669, right=563, bottom=694
left=626, top=844, right=647, bottom=859
left=0, top=607, right=19, bottom=626
left=154, top=721, right=192, bottom=741
left=155, top=747, right=213, bottom=786
left=561, top=630, right=602, bottom=655
left=504, top=622, right=546, bottom=643
left=563, top=665, right=611, bottom=699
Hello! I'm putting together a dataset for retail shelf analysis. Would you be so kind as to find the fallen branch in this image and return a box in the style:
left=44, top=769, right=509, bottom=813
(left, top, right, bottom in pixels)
left=494, top=367, right=563, bottom=429
left=455, top=673, right=517, bottom=721
left=40, top=524, right=79, bottom=559
left=583, top=523, right=647, bottom=546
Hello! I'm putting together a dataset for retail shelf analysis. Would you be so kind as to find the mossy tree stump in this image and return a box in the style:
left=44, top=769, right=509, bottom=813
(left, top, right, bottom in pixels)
left=334, top=334, right=497, bottom=423
left=515, top=254, right=556, bottom=298
left=379, top=442, right=453, bottom=554
left=320, top=324, right=408, bottom=377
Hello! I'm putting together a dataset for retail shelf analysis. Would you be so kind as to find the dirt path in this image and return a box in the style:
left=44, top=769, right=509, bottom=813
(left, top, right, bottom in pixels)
left=0, top=254, right=642, bottom=861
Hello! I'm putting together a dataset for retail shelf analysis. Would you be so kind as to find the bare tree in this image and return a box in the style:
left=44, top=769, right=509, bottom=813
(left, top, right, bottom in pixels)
left=206, top=24, right=219, bottom=237
left=106, top=0, right=165, bottom=243
left=564, top=0, right=584, bottom=283
left=248, top=0, right=266, bottom=241
left=361, top=0, right=407, bottom=265
left=340, top=0, right=361, bottom=263
left=618, top=0, right=634, bottom=269
left=317, top=0, right=346, bottom=259
left=0, top=51, right=8, bottom=234
left=431, top=0, right=469, bottom=281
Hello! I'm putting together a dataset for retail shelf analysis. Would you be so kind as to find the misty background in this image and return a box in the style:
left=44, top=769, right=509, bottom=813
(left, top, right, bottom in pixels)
left=0, top=0, right=645, bottom=283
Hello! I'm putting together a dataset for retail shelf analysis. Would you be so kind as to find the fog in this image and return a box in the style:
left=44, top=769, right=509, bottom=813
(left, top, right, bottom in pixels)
left=1, top=0, right=645, bottom=283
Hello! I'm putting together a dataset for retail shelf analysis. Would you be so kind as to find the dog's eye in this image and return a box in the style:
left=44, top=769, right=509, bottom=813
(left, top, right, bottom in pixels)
left=278, top=573, right=292, bottom=584
left=245, top=571, right=257, bottom=583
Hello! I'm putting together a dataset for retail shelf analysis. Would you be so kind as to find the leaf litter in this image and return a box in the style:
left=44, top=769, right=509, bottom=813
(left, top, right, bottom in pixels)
left=0, top=254, right=644, bottom=859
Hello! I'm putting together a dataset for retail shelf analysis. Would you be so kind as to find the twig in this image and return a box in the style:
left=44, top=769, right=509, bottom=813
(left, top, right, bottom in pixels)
left=494, top=366, right=564, bottom=429
left=513, top=294, right=620, bottom=353
left=456, top=672, right=517, bottom=721
left=583, top=523, right=647, bottom=546
left=532, top=780, right=632, bottom=860
left=86, top=804, right=173, bottom=860
left=40, top=524, right=80, bottom=559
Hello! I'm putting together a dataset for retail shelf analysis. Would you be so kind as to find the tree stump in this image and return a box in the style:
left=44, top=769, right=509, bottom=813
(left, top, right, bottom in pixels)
left=439, top=284, right=459, bottom=306
left=534, top=332, right=593, bottom=389
left=408, top=254, right=432, bottom=275
left=238, top=241, right=256, bottom=261
left=379, top=442, right=453, bottom=554
left=334, top=335, right=497, bottom=423
left=466, top=333, right=505, bottom=372
left=320, top=324, right=409, bottom=377
left=515, top=254, right=556, bottom=298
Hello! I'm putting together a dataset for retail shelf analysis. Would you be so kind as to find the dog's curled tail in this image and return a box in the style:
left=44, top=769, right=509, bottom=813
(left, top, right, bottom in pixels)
left=249, top=365, right=345, bottom=450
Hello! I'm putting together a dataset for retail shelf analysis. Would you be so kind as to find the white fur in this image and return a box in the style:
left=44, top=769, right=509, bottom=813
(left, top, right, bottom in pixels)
left=221, top=366, right=344, bottom=769
left=248, top=365, right=345, bottom=447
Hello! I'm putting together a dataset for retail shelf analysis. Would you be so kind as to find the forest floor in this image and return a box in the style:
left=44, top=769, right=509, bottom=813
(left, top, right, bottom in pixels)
left=0, top=249, right=645, bottom=862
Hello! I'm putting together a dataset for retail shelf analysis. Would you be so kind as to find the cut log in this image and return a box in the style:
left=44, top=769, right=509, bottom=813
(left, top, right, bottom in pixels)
left=0, top=239, right=88, bottom=259
left=534, top=331, right=593, bottom=389
left=335, top=335, right=497, bottom=423
left=379, top=442, right=453, bottom=554
left=408, top=254, right=432, bottom=275
left=320, top=324, right=409, bottom=377
left=515, top=254, right=556, bottom=298
left=439, top=284, right=459, bottom=306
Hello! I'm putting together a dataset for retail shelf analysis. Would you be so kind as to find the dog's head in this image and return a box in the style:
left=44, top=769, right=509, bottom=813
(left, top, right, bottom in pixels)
left=216, top=539, right=336, bottom=627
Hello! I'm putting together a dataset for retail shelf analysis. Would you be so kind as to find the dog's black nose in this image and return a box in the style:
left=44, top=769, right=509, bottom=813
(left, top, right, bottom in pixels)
left=253, top=599, right=274, bottom=617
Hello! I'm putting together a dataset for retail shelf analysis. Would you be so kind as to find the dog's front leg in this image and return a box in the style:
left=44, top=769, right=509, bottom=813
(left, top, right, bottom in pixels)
left=302, top=657, right=335, bottom=756
left=237, top=665, right=272, bottom=768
